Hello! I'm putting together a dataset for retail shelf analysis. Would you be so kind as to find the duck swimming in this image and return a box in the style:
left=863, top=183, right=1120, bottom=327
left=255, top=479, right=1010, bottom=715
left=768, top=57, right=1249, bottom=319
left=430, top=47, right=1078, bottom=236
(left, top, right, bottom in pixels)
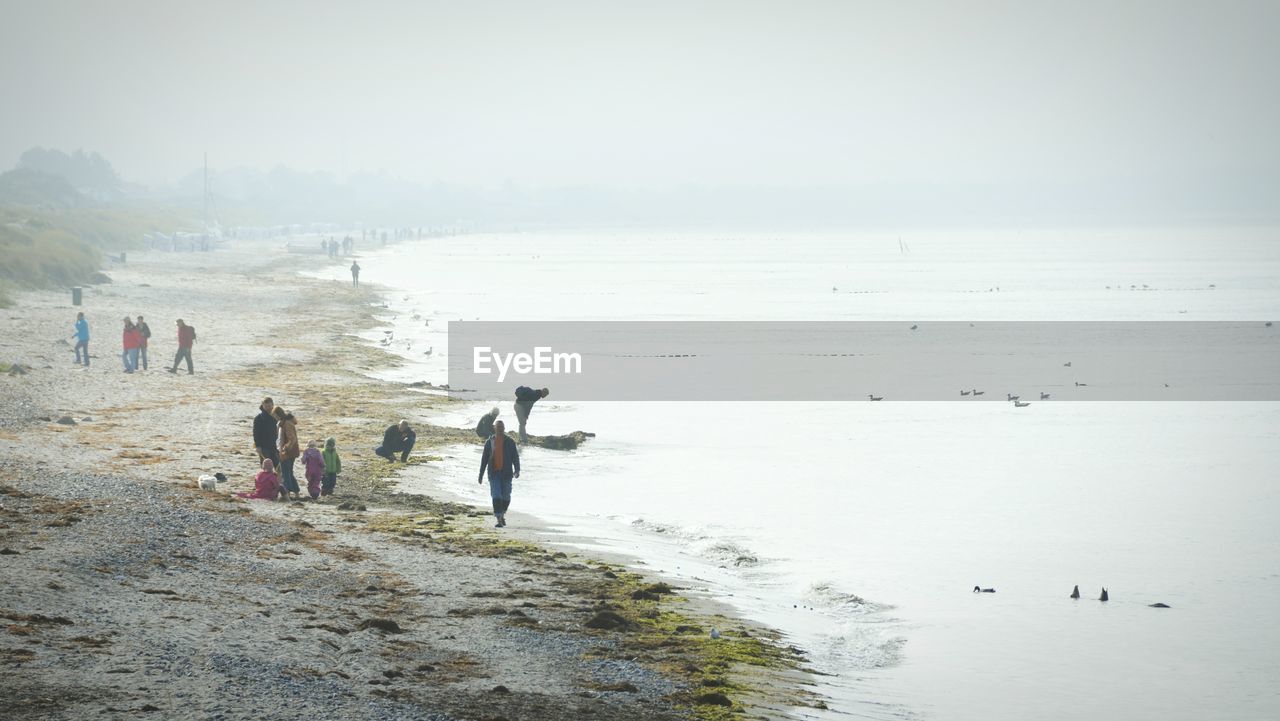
left=1070, top=585, right=1080, bottom=599
left=1149, top=602, right=1171, bottom=608
left=973, top=586, right=996, bottom=593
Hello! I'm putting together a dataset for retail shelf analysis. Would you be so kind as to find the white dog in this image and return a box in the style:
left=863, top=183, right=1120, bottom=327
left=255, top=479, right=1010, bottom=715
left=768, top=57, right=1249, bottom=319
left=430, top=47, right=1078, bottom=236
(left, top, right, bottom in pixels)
left=197, top=474, right=218, bottom=491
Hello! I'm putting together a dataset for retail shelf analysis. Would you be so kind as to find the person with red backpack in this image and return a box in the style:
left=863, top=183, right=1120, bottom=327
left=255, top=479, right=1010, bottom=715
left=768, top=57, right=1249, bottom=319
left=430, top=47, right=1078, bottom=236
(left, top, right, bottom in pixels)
left=168, top=319, right=196, bottom=374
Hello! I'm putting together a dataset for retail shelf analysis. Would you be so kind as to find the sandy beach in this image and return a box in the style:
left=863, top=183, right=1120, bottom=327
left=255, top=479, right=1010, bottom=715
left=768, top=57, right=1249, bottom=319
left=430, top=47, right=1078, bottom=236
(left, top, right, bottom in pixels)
left=0, top=242, right=816, bottom=720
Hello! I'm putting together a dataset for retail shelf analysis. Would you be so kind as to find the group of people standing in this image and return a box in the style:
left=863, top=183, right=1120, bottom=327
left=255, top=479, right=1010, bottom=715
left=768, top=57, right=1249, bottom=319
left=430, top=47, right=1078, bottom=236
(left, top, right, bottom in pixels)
left=247, top=397, right=341, bottom=501
left=72, top=312, right=196, bottom=374
left=322, top=236, right=356, bottom=257
left=239, top=385, right=550, bottom=530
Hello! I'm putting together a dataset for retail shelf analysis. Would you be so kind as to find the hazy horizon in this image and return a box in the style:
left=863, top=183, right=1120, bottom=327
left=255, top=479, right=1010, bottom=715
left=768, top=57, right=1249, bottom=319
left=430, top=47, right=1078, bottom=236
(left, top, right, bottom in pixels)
left=2, top=1, right=1278, bottom=224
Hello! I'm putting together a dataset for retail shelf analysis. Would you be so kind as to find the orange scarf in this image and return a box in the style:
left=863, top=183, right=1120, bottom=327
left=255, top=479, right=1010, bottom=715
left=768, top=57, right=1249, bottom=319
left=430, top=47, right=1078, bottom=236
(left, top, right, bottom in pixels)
left=491, top=434, right=504, bottom=471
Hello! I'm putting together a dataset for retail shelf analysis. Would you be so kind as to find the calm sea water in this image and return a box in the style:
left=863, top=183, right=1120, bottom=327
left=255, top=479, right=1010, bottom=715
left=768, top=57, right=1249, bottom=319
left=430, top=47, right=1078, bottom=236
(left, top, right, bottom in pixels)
left=312, top=228, right=1280, bottom=721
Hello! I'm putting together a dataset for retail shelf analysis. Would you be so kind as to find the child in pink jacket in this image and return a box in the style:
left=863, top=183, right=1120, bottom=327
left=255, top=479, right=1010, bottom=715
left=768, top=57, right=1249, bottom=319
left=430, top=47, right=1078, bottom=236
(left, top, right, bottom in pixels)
left=238, top=458, right=281, bottom=500
left=301, top=441, right=324, bottom=500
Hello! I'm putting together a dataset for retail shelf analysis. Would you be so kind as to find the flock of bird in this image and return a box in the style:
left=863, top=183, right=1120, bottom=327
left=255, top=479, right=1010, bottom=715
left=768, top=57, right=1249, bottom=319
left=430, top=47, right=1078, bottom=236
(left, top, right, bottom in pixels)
left=975, top=585, right=1171, bottom=608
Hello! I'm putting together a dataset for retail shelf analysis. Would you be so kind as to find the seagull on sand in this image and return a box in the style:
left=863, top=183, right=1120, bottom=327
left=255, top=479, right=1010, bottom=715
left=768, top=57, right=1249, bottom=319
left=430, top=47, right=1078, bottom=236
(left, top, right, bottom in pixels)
left=1040, top=392, right=1051, bottom=400
left=868, top=395, right=883, bottom=401
left=709, top=628, right=721, bottom=640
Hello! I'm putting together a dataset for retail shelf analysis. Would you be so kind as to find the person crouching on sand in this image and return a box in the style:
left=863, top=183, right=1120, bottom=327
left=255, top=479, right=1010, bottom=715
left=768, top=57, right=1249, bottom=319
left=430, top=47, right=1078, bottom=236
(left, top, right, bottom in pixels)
left=302, top=440, right=324, bottom=500
left=478, top=420, right=520, bottom=528
left=321, top=437, right=341, bottom=496
left=237, top=458, right=281, bottom=500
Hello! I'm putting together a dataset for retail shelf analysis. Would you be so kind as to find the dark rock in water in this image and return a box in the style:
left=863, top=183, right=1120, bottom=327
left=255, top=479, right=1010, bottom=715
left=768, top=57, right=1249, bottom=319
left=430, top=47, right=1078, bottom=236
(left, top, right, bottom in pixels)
left=695, top=692, right=733, bottom=707
left=585, top=610, right=630, bottom=631
left=358, top=618, right=403, bottom=634
left=56, top=416, right=76, bottom=425
left=81, top=417, right=93, bottom=422
left=630, top=589, right=661, bottom=601
left=674, top=624, right=702, bottom=634
left=337, top=502, right=367, bottom=512
left=1149, top=602, right=1171, bottom=608
left=491, top=685, right=510, bottom=694
left=530, top=431, right=594, bottom=450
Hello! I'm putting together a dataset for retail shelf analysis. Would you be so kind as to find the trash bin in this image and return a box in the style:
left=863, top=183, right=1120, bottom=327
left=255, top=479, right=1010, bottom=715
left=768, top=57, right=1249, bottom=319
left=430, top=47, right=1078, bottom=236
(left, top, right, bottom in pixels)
left=72, top=287, right=82, bottom=306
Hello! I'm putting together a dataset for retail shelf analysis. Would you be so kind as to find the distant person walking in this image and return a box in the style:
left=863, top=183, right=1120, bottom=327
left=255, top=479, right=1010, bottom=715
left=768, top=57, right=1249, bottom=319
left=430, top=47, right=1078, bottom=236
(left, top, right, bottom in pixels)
left=136, top=315, right=151, bottom=370
left=273, top=406, right=301, bottom=500
left=253, top=397, right=280, bottom=469
left=513, top=386, right=549, bottom=443
left=478, top=420, right=519, bottom=527
left=168, top=319, right=196, bottom=374
left=121, top=318, right=142, bottom=373
left=72, top=312, right=90, bottom=367
left=350, top=261, right=361, bottom=288
left=375, top=420, right=415, bottom=462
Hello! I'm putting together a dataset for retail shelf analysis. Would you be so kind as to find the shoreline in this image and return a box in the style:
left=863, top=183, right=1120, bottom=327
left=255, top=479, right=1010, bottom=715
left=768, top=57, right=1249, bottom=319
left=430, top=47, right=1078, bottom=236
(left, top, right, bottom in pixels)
left=0, top=238, right=821, bottom=720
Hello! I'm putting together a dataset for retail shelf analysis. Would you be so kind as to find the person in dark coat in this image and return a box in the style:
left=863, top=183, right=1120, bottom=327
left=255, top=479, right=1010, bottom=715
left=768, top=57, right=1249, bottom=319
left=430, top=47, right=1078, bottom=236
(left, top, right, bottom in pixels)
left=253, top=397, right=280, bottom=469
left=375, top=420, right=415, bottom=462
left=512, top=386, right=549, bottom=442
left=477, top=420, right=520, bottom=527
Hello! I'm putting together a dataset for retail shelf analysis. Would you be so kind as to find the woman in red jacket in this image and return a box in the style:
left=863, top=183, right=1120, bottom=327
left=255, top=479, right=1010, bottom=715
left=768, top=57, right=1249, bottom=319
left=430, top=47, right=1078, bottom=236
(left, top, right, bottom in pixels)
left=121, top=318, right=142, bottom=373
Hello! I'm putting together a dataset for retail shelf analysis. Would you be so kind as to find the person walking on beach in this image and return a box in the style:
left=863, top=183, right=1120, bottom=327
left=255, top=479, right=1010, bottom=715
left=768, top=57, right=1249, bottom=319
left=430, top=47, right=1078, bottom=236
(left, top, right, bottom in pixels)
left=321, top=437, right=341, bottom=496
left=513, top=386, right=549, bottom=443
left=274, top=406, right=301, bottom=500
left=375, top=420, right=415, bottom=462
left=72, top=312, right=90, bottom=367
left=237, top=458, right=281, bottom=500
left=350, top=261, right=361, bottom=288
left=478, top=420, right=519, bottom=527
left=302, top=440, right=324, bottom=500
left=168, top=319, right=196, bottom=374
left=253, top=397, right=280, bottom=469
left=135, top=315, right=151, bottom=370
left=121, top=318, right=142, bottom=373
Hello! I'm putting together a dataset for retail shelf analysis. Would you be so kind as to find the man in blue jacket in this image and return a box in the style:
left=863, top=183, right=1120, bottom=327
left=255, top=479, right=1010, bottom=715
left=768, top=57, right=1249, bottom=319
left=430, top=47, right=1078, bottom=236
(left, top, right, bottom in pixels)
left=478, top=420, right=520, bottom=527
left=72, top=312, right=90, bottom=367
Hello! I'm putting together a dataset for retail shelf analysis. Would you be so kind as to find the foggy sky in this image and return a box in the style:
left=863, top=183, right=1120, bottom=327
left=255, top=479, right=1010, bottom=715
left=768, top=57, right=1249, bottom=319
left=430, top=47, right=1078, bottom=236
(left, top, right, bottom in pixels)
left=2, top=0, right=1277, bottom=206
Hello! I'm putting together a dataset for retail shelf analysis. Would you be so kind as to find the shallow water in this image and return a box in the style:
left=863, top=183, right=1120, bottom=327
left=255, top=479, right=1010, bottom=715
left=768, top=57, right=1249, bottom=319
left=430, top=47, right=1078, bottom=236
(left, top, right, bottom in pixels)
left=311, top=228, right=1280, bottom=720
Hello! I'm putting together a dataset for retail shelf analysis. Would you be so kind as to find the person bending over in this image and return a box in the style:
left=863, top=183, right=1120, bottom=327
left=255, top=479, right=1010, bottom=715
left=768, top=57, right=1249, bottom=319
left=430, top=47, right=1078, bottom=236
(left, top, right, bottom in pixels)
left=376, top=420, right=415, bottom=462
left=513, top=386, right=549, bottom=443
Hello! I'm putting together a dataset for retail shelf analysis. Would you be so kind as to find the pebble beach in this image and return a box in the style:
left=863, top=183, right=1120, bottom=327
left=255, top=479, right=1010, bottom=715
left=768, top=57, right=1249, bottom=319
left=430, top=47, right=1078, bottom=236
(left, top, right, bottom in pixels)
left=0, top=242, right=815, bottom=720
